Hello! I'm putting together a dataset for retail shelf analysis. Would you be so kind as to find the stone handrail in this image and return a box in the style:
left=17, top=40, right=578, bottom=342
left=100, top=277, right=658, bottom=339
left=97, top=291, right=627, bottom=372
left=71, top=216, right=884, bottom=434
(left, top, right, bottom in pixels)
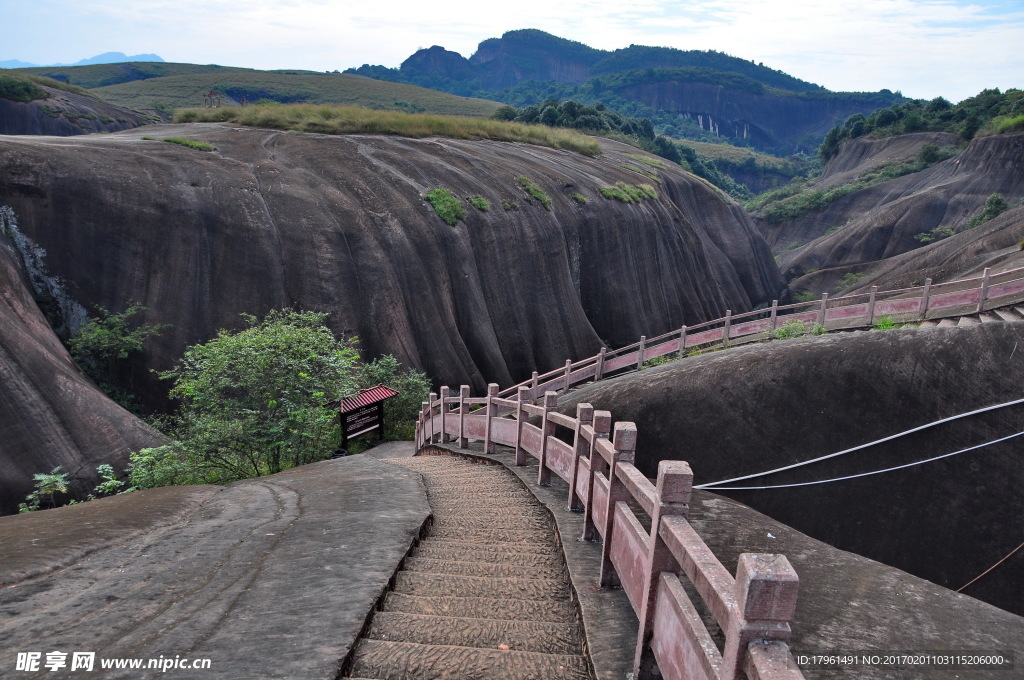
left=415, top=388, right=804, bottom=680
left=498, top=265, right=1024, bottom=400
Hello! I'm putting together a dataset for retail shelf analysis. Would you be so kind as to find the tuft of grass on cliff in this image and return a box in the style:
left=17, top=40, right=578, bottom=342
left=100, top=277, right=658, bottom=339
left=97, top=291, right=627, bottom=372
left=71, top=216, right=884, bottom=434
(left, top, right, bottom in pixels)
left=174, top=103, right=601, bottom=155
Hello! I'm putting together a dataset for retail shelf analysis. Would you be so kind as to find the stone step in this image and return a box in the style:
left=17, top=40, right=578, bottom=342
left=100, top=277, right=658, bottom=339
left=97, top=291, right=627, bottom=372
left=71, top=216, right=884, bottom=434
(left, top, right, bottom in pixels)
left=413, top=544, right=563, bottom=569
left=393, top=571, right=570, bottom=600
left=381, top=592, right=576, bottom=623
left=957, top=315, right=980, bottom=326
left=365, top=612, right=582, bottom=655
left=993, top=307, right=1024, bottom=321
left=429, top=515, right=551, bottom=533
left=936, top=318, right=958, bottom=328
left=415, top=538, right=562, bottom=557
left=348, top=639, right=591, bottom=680
left=427, top=525, right=554, bottom=543
left=403, top=556, right=565, bottom=581
left=978, top=312, right=1004, bottom=323
left=918, top=320, right=938, bottom=328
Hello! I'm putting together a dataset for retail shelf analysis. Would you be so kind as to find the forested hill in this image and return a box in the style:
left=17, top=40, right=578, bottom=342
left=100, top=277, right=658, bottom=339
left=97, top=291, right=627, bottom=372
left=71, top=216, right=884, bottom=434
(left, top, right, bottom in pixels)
left=347, top=28, right=904, bottom=153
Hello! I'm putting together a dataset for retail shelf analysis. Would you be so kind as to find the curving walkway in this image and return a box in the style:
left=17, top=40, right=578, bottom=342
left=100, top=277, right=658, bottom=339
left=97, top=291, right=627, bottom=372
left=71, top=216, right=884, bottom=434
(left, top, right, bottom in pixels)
left=343, top=453, right=593, bottom=680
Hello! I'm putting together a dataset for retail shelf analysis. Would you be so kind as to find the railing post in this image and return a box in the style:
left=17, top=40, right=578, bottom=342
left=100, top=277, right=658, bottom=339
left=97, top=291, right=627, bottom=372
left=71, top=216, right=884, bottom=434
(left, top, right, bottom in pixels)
left=722, top=553, right=800, bottom=680
left=633, top=460, right=693, bottom=679
left=563, top=359, right=573, bottom=391
left=483, top=383, right=498, bottom=454
left=531, top=371, right=539, bottom=400
left=818, top=293, right=828, bottom=326
left=595, top=347, right=607, bottom=381
left=637, top=335, right=647, bottom=369
left=919, top=278, right=933, bottom=319
left=439, top=386, right=450, bottom=443
left=568, top=403, right=594, bottom=511
left=599, top=421, right=637, bottom=587
left=458, top=385, right=470, bottom=448
left=867, top=286, right=878, bottom=325
left=680, top=326, right=687, bottom=352
left=418, top=403, right=428, bottom=447
left=722, top=310, right=732, bottom=347
left=515, top=386, right=529, bottom=465
left=427, top=392, right=437, bottom=443
left=538, top=391, right=558, bottom=486
left=978, top=267, right=992, bottom=313
left=769, top=300, right=778, bottom=331
left=581, top=410, right=611, bottom=541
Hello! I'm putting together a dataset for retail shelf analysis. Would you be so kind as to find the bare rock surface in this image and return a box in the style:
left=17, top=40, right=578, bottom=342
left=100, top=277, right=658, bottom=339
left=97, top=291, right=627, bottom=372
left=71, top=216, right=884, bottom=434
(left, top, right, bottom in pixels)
left=760, top=132, right=1024, bottom=293
left=559, top=322, right=1024, bottom=617
left=0, top=227, right=163, bottom=515
left=0, top=124, right=784, bottom=409
left=0, top=454, right=429, bottom=679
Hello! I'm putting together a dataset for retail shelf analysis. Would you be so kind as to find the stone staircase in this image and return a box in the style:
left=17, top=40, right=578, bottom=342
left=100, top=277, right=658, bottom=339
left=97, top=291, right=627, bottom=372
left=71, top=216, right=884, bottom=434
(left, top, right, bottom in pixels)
left=342, top=453, right=593, bottom=680
left=918, top=304, right=1024, bottom=328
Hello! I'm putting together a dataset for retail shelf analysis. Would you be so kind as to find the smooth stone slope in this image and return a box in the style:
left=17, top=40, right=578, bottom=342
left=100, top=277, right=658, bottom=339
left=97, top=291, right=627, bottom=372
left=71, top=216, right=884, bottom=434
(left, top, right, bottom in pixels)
left=0, top=455, right=429, bottom=679
left=559, top=322, right=1024, bottom=617
left=0, top=225, right=163, bottom=515
left=0, top=124, right=785, bottom=408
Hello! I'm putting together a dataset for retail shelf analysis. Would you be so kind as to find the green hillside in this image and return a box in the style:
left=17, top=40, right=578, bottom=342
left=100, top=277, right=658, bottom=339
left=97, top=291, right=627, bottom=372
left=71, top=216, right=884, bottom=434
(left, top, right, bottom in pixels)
left=95, top=72, right=501, bottom=116
left=13, top=63, right=503, bottom=118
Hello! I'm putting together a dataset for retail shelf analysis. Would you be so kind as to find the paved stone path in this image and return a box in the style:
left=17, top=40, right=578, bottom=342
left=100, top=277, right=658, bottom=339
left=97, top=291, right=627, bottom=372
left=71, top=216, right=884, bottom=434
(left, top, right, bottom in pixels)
left=343, top=452, right=593, bottom=680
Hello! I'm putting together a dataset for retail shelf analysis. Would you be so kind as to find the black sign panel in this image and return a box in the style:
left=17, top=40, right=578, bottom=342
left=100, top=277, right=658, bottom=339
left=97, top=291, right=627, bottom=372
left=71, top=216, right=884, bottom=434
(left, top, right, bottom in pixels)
left=343, top=403, right=381, bottom=439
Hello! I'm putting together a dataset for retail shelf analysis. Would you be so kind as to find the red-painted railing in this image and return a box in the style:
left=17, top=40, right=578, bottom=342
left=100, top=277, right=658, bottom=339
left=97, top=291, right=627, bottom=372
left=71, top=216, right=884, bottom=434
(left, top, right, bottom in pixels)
left=415, top=389, right=804, bottom=680
left=498, top=265, right=1024, bottom=401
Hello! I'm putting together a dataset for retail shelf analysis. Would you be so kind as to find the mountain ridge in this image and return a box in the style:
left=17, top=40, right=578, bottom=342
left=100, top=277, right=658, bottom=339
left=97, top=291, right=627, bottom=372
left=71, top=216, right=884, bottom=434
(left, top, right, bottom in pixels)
left=0, top=52, right=164, bottom=69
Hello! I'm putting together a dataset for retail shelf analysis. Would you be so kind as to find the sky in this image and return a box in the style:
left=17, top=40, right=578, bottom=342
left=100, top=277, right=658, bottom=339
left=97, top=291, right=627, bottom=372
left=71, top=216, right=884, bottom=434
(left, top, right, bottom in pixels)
left=2, top=0, right=1022, bottom=102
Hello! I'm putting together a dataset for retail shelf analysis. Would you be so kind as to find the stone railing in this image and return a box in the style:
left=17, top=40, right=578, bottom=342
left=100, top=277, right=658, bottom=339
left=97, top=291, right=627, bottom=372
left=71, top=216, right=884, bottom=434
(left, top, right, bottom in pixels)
left=497, top=265, right=1024, bottom=401
left=415, top=389, right=804, bottom=680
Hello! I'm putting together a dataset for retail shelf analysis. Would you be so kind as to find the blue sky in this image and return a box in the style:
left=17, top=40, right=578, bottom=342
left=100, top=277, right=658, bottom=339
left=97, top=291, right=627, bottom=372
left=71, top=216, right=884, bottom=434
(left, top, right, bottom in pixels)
left=3, top=0, right=1021, bottom=102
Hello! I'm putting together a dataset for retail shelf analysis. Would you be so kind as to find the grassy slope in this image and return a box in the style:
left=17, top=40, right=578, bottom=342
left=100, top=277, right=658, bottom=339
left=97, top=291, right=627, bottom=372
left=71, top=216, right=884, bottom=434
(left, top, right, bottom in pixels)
left=679, top=140, right=791, bottom=168
left=91, top=72, right=503, bottom=116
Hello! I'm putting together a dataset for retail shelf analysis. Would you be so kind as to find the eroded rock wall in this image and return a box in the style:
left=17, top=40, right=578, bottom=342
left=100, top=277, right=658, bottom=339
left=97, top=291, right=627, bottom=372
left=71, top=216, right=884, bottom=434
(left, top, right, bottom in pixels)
left=0, top=125, right=785, bottom=408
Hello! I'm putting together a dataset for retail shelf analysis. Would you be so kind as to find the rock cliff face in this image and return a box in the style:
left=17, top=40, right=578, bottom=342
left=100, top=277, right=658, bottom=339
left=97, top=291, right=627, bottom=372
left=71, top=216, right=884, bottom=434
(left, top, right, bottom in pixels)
left=763, top=132, right=1024, bottom=293
left=558, top=323, right=1024, bottom=616
left=0, top=84, right=149, bottom=136
left=0, top=124, right=784, bottom=412
left=0, top=221, right=163, bottom=515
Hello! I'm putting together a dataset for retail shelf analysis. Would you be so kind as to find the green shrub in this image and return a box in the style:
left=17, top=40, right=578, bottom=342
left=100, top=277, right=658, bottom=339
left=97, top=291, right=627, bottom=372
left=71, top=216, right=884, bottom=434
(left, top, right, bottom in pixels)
left=835, top=272, right=866, bottom=291
left=18, top=467, right=70, bottom=512
left=164, top=137, right=217, bottom=151
left=424, top=188, right=465, bottom=225
left=873, top=315, right=898, bottom=330
left=0, top=75, right=48, bottom=102
left=571, top=192, right=587, bottom=204
left=793, top=291, right=818, bottom=303
left=517, top=175, right=552, bottom=210
left=965, top=193, right=1009, bottom=229
left=502, top=200, right=519, bottom=211
left=467, top=196, right=490, bottom=212
left=914, top=225, right=956, bottom=243
left=773, top=320, right=809, bottom=339
left=89, top=464, right=126, bottom=499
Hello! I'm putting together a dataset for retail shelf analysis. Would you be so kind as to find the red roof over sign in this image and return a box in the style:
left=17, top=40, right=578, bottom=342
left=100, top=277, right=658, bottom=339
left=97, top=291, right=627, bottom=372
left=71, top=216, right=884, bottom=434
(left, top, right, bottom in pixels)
left=339, top=385, right=399, bottom=413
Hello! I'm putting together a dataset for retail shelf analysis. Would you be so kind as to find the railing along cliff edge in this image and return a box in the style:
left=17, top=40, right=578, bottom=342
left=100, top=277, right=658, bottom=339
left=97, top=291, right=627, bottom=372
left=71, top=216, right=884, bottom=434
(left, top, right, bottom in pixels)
left=500, top=265, right=1024, bottom=402
left=415, top=388, right=805, bottom=680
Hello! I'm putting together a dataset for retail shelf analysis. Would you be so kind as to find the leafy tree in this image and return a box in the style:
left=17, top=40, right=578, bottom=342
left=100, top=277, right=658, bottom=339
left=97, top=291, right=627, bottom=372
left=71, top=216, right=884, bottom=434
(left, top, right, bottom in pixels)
left=493, top=105, right=518, bottom=121
left=19, top=467, right=70, bottom=512
left=68, top=303, right=167, bottom=409
left=965, top=193, right=1010, bottom=229
left=159, top=309, right=360, bottom=483
left=88, top=464, right=125, bottom=499
left=356, top=355, right=431, bottom=440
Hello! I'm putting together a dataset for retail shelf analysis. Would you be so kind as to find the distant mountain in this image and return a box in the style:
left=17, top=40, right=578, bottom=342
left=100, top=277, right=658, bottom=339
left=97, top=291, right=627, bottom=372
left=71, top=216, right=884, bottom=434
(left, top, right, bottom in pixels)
left=348, top=29, right=904, bottom=153
left=0, top=52, right=164, bottom=69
